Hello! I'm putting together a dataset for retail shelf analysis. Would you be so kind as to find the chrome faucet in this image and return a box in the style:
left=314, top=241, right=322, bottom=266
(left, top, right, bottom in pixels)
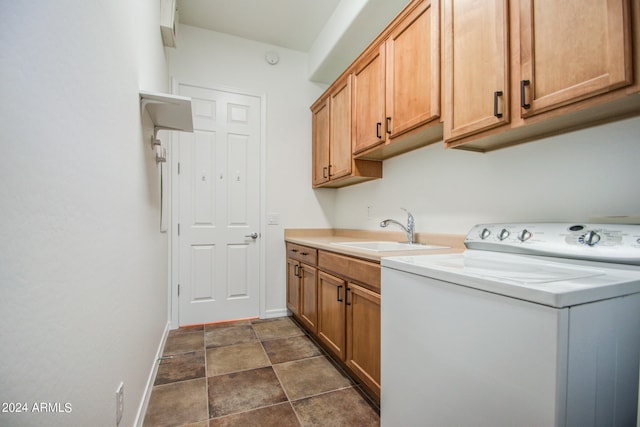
left=380, top=208, right=415, bottom=244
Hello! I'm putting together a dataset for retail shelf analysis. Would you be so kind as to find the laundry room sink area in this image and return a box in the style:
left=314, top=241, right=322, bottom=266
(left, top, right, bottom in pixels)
left=331, top=241, right=449, bottom=252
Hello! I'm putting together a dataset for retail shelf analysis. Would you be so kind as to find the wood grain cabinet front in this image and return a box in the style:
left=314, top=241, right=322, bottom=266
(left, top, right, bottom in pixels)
left=286, top=243, right=382, bottom=403
left=444, top=0, right=640, bottom=151
left=353, top=0, right=442, bottom=160
left=311, top=75, right=382, bottom=189
left=286, top=243, right=318, bottom=333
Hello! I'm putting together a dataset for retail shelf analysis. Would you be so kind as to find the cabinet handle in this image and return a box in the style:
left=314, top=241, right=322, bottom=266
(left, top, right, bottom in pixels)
left=294, top=264, right=300, bottom=277
left=322, top=166, right=328, bottom=179
left=300, top=252, right=308, bottom=256
left=345, top=287, right=352, bottom=306
left=290, top=248, right=298, bottom=253
left=385, top=117, right=392, bottom=135
left=328, top=164, right=333, bottom=177
left=376, top=122, right=382, bottom=139
left=520, top=80, right=531, bottom=109
left=493, top=91, right=503, bottom=118
left=337, top=285, right=343, bottom=302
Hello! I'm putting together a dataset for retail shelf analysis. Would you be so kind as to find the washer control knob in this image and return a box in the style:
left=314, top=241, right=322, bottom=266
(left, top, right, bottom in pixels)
left=498, top=228, right=510, bottom=241
left=518, top=229, right=532, bottom=242
left=480, top=228, right=491, bottom=239
left=580, top=231, right=601, bottom=246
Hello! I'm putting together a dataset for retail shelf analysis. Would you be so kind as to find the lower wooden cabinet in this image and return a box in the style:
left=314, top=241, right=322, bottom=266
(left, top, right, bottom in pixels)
left=317, top=271, right=347, bottom=359
left=299, top=264, right=318, bottom=333
left=286, top=243, right=381, bottom=402
left=346, top=283, right=381, bottom=399
left=287, top=259, right=318, bottom=334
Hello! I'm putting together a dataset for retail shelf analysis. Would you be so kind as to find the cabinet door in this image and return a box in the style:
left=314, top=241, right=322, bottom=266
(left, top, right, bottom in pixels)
left=386, top=0, right=440, bottom=138
left=519, top=0, right=633, bottom=117
left=352, top=44, right=386, bottom=155
left=443, top=0, right=509, bottom=142
left=299, top=264, right=318, bottom=334
left=311, top=97, right=330, bottom=186
left=317, top=271, right=346, bottom=360
left=346, top=283, right=381, bottom=399
left=329, top=76, right=352, bottom=180
left=286, top=259, right=300, bottom=316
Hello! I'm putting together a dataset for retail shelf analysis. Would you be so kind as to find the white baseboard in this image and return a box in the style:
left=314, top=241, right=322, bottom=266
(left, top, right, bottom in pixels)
left=134, top=321, right=170, bottom=427
left=262, top=308, right=288, bottom=319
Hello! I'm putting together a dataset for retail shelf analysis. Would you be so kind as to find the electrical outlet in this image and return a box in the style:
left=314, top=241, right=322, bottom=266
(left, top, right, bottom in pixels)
left=115, top=382, right=124, bottom=425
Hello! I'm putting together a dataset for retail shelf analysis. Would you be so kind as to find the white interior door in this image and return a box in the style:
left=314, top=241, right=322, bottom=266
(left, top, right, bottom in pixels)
left=176, top=83, right=261, bottom=325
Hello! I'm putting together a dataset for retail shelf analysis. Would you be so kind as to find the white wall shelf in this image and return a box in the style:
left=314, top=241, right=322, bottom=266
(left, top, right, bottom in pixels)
left=139, top=90, right=193, bottom=133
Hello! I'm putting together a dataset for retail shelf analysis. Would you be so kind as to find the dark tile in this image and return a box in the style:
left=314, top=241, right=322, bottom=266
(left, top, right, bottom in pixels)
left=169, top=324, right=204, bottom=335
left=154, top=351, right=206, bottom=385
left=143, top=378, right=208, bottom=427
left=206, top=342, right=270, bottom=376
left=262, top=335, right=323, bottom=364
left=252, top=317, right=305, bottom=341
left=292, top=387, right=379, bottom=427
left=208, top=367, right=287, bottom=418
left=273, top=356, right=352, bottom=401
left=205, top=319, right=253, bottom=330
left=205, top=325, right=258, bottom=348
left=209, top=402, right=300, bottom=427
left=163, top=331, right=204, bottom=356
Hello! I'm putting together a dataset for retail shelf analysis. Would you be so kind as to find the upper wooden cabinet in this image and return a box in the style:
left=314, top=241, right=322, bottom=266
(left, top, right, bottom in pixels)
left=445, top=0, right=640, bottom=150
left=443, top=0, right=510, bottom=141
left=353, top=0, right=442, bottom=160
left=519, top=0, right=634, bottom=117
left=311, top=75, right=382, bottom=188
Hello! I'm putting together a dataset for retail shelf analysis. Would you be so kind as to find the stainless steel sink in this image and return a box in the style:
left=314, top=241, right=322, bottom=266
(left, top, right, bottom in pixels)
left=331, top=241, right=449, bottom=252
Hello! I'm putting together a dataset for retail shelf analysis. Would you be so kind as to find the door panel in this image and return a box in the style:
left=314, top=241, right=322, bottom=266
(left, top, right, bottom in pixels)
left=177, top=84, right=261, bottom=325
left=329, top=76, right=352, bottom=180
left=311, top=98, right=330, bottom=186
left=317, top=271, right=346, bottom=359
left=353, top=45, right=386, bottom=155
left=444, top=0, right=509, bottom=141
left=386, top=0, right=440, bottom=137
left=519, top=0, right=633, bottom=117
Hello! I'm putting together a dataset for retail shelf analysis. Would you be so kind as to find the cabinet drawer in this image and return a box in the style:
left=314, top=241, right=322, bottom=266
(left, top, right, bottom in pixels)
left=318, top=251, right=381, bottom=293
left=286, top=243, right=318, bottom=265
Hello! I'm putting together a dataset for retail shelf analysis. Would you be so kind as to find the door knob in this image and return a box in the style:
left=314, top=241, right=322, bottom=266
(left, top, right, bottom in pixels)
left=244, top=232, right=258, bottom=239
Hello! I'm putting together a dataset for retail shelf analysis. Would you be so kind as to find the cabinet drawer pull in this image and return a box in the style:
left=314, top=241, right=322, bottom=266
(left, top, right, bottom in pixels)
left=376, top=122, right=382, bottom=139
left=290, top=248, right=298, bottom=253
left=385, top=117, right=392, bottom=135
left=328, top=164, right=333, bottom=177
left=345, top=287, right=352, bottom=306
left=493, top=91, right=503, bottom=118
left=520, top=80, right=531, bottom=109
left=337, top=285, right=343, bottom=302
left=300, top=252, right=308, bottom=256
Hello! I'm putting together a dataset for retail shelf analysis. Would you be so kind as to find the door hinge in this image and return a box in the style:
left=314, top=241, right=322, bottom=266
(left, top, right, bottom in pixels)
left=177, top=284, right=180, bottom=297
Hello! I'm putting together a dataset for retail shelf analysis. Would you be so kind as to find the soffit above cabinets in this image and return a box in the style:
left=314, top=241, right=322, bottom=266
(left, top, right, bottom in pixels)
left=139, top=90, right=193, bottom=133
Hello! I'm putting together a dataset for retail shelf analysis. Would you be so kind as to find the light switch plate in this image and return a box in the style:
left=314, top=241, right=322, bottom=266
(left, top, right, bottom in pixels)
left=267, top=213, right=280, bottom=225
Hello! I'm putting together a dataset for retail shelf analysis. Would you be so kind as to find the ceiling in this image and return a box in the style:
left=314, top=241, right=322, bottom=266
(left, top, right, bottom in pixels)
left=175, top=0, right=410, bottom=83
left=176, top=0, right=342, bottom=52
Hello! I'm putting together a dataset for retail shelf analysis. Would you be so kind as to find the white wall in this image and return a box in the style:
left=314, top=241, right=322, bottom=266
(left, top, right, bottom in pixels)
left=0, top=1, right=170, bottom=426
left=334, top=116, right=640, bottom=234
left=168, top=25, right=334, bottom=318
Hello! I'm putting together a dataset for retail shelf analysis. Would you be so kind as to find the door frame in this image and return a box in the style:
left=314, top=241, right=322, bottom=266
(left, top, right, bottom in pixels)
left=168, top=78, right=267, bottom=329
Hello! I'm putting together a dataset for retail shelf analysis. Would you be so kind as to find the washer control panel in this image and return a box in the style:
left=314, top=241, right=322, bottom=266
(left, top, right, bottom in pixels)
left=465, top=223, right=640, bottom=265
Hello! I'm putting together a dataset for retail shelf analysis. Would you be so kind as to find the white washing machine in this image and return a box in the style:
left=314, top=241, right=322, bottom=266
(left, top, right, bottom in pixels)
left=381, top=223, right=640, bottom=427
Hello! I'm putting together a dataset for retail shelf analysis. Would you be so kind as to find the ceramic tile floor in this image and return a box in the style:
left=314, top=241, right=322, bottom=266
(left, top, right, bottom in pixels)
left=142, top=317, right=380, bottom=427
